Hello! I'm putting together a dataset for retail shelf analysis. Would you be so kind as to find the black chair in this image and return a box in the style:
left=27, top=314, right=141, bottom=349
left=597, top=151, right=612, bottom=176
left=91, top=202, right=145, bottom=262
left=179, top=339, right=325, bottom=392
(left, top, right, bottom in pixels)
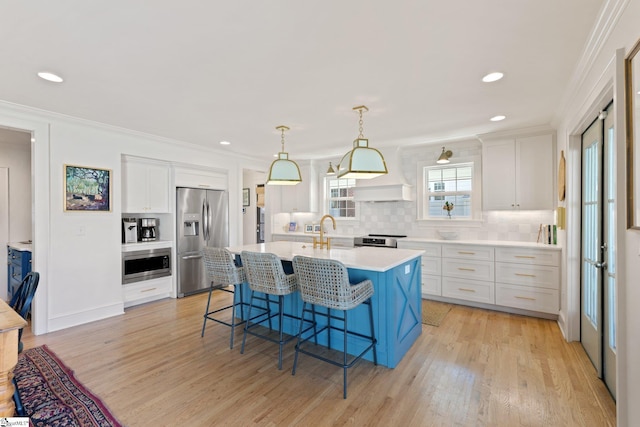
left=10, top=271, right=39, bottom=417
left=10, top=271, right=40, bottom=353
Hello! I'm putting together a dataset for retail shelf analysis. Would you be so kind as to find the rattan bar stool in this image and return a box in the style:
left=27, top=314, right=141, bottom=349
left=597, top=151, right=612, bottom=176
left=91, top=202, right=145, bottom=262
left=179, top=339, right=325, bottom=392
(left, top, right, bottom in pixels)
left=201, top=247, right=249, bottom=349
left=291, top=255, right=377, bottom=399
left=240, top=250, right=306, bottom=370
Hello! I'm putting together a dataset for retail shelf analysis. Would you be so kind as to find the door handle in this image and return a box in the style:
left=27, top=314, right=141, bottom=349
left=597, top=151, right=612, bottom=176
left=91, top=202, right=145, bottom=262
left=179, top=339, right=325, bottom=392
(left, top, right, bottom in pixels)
left=182, top=254, right=203, bottom=260
left=595, top=261, right=607, bottom=270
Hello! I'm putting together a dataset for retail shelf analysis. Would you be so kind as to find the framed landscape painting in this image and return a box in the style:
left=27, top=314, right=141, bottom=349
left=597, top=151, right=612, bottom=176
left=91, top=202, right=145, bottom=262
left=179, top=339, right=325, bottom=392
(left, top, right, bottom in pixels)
left=64, top=164, right=112, bottom=211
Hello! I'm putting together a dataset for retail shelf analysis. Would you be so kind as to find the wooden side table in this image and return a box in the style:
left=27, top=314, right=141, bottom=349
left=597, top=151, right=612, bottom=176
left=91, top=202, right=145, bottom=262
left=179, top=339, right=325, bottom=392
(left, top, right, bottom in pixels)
left=0, top=299, right=27, bottom=417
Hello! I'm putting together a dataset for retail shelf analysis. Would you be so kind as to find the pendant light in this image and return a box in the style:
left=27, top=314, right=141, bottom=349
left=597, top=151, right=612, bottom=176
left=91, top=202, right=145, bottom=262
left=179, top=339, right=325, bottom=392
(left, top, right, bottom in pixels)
left=326, top=162, right=336, bottom=175
left=436, top=147, right=452, bottom=164
left=266, top=125, right=302, bottom=185
left=337, top=105, right=388, bottom=179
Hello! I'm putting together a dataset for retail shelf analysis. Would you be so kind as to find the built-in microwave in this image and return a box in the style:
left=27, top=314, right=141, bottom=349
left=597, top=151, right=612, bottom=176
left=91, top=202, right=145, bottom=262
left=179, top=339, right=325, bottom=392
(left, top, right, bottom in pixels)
left=122, top=248, right=171, bottom=284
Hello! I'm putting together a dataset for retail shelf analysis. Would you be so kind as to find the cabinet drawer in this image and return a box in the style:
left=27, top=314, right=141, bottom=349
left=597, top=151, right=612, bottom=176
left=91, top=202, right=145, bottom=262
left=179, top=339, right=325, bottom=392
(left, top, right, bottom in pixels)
left=443, top=245, right=494, bottom=261
left=495, top=283, right=559, bottom=314
left=422, top=274, right=442, bottom=296
left=442, top=258, right=494, bottom=282
left=421, top=256, right=441, bottom=275
left=495, top=247, right=560, bottom=266
left=495, top=263, right=559, bottom=289
left=123, top=277, right=172, bottom=306
left=442, top=277, right=494, bottom=304
left=398, top=241, right=441, bottom=257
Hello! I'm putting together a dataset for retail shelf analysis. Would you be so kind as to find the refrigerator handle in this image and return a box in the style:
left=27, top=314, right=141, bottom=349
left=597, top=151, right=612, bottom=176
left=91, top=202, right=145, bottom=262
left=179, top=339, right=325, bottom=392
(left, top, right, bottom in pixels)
left=202, top=201, right=208, bottom=241
left=207, top=201, right=212, bottom=243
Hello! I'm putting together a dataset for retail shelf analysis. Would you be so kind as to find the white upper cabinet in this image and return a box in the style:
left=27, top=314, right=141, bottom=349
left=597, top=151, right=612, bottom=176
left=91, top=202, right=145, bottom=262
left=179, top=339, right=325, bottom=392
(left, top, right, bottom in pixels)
left=268, top=162, right=318, bottom=213
left=482, top=133, right=554, bottom=210
left=122, top=157, right=170, bottom=213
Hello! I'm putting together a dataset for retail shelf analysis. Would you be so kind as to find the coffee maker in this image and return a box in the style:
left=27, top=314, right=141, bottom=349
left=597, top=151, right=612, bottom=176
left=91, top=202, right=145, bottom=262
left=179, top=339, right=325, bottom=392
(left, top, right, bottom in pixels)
left=139, top=218, right=158, bottom=241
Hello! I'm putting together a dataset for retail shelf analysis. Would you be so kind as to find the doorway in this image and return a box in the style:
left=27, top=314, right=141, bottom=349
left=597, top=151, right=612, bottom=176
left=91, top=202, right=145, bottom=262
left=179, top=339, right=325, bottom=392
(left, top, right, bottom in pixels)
left=580, top=101, right=616, bottom=399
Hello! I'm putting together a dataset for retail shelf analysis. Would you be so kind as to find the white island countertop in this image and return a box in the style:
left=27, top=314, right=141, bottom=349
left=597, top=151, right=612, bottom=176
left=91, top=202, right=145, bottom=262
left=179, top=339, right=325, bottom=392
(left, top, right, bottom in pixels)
left=226, top=241, right=424, bottom=272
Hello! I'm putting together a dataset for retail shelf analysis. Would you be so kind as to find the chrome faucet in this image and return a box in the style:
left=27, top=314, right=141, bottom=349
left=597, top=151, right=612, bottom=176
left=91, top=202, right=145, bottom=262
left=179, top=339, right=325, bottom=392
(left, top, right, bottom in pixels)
left=314, top=214, right=336, bottom=249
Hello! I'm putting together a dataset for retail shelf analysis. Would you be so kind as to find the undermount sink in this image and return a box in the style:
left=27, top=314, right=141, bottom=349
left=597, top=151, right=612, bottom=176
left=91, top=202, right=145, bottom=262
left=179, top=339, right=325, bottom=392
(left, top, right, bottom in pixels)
left=437, top=231, right=459, bottom=240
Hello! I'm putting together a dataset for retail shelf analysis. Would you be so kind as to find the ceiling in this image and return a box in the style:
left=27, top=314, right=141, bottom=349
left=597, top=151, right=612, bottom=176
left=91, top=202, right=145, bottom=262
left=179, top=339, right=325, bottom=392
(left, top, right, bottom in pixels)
left=0, top=1, right=605, bottom=164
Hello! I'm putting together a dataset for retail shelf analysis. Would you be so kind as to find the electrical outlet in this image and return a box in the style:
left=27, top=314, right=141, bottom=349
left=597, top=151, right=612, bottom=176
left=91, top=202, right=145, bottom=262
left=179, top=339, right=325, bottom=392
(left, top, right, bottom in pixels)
left=405, top=265, right=411, bottom=274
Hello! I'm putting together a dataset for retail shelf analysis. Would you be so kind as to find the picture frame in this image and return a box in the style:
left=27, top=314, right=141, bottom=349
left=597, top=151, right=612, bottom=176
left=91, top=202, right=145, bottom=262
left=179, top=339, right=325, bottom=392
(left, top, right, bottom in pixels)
left=313, top=224, right=322, bottom=233
left=626, top=38, right=640, bottom=230
left=304, top=223, right=313, bottom=233
left=242, top=188, right=250, bottom=207
left=64, top=164, right=111, bottom=212
left=289, top=222, right=297, bottom=232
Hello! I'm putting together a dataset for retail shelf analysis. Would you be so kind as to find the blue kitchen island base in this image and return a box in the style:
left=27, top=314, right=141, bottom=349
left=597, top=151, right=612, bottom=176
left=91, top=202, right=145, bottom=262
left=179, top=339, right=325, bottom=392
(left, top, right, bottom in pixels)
left=231, top=246, right=423, bottom=369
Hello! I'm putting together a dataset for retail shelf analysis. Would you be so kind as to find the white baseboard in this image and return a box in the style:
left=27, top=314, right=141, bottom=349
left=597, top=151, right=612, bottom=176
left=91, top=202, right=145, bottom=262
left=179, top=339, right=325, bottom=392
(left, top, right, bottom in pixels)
left=46, top=302, right=124, bottom=333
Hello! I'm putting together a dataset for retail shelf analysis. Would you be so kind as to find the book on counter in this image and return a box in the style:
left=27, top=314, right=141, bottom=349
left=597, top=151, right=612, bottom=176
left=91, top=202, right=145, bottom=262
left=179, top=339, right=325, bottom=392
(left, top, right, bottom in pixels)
left=537, top=224, right=557, bottom=245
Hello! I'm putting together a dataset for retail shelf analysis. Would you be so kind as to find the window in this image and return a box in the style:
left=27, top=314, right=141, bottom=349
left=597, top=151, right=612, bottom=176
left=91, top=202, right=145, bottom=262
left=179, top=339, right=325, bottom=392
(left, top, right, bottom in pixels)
left=326, top=177, right=357, bottom=219
left=417, top=159, right=481, bottom=220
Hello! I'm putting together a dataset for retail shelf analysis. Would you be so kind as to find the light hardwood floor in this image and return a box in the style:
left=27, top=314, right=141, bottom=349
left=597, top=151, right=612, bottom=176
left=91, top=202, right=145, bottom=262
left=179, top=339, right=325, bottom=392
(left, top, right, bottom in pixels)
left=21, top=292, right=615, bottom=426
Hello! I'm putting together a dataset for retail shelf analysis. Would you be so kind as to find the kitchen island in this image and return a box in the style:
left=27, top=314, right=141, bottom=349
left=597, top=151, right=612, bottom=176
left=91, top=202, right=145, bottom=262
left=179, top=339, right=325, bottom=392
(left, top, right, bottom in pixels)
left=226, top=241, right=424, bottom=368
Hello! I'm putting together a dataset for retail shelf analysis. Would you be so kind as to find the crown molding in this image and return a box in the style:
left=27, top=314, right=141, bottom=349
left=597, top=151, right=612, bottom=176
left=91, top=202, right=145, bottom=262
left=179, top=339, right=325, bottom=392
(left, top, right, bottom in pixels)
left=553, top=0, right=630, bottom=123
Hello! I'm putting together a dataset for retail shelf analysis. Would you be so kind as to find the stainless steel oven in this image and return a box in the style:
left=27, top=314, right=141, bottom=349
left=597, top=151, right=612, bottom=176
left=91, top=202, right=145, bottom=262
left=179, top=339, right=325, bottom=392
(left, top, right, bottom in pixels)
left=122, top=248, right=172, bottom=284
left=354, top=234, right=407, bottom=248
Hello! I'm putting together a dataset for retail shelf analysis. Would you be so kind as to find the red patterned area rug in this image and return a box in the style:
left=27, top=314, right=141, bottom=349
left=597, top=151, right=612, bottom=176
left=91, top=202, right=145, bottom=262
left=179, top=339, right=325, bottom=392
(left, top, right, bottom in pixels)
left=14, top=345, right=123, bottom=427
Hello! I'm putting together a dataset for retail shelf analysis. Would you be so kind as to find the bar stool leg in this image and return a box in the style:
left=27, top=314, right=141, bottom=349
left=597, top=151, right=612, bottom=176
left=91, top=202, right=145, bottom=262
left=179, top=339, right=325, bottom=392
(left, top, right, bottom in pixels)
left=368, top=299, right=378, bottom=365
left=241, top=290, right=256, bottom=355
left=343, top=309, right=348, bottom=399
left=201, top=283, right=214, bottom=337
left=277, top=295, right=285, bottom=370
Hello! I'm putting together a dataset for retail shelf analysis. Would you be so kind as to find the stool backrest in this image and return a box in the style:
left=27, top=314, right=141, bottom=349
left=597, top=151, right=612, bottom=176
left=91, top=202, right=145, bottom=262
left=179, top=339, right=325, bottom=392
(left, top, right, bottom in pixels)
left=203, top=247, right=245, bottom=286
left=292, top=256, right=355, bottom=307
left=241, top=251, right=296, bottom=295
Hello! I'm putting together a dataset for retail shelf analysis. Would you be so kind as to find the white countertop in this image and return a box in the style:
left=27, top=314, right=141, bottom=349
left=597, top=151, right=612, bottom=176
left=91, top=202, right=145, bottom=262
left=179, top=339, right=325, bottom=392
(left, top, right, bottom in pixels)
left=7, top=241, right=32, bottom=252
left=272, top=232, right=356, bottom=239
left=226, top=241, right=424, bottom=272
left=122, top=240, right=173, bottom=252
left=400, top=237, right=562, bottom=250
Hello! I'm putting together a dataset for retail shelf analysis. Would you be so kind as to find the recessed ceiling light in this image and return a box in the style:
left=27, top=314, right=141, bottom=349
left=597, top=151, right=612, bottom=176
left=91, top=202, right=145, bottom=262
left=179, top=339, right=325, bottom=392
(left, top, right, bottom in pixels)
left=482, top=72, right=504, bottom=83
left=37, top=71, right=64, bottom=83
left=219, top=140, right=231, bottom=145
left=490, top=115, right=506, bottom=122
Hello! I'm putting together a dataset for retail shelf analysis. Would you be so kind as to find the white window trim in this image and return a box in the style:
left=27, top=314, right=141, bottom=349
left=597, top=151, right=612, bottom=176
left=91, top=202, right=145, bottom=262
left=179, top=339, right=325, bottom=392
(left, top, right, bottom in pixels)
left=416, top=155, right=483, bottom=225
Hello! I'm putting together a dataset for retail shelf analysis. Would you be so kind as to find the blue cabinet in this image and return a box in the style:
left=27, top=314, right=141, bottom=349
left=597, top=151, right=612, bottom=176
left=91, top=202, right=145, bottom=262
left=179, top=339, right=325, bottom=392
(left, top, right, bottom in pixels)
left=7, top=246, right=32, bottom=299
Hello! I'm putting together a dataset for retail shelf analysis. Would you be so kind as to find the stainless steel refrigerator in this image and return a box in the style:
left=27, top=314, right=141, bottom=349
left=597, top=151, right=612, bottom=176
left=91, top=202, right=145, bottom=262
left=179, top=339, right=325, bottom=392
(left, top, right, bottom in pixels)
left=176, top=187, right=229, bottom=297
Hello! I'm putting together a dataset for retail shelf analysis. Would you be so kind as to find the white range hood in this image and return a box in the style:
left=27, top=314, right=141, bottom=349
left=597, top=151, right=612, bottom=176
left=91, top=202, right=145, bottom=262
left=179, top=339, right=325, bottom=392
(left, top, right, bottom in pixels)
left=351, top=147, right=413, bottom=202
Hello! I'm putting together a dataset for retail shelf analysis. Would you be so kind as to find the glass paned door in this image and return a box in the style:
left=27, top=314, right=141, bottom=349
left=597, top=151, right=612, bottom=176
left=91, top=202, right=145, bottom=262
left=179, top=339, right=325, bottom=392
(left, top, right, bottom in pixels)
left=581, top=116, right=603, bottom=376
left=581, top=102, right=616, bottom=399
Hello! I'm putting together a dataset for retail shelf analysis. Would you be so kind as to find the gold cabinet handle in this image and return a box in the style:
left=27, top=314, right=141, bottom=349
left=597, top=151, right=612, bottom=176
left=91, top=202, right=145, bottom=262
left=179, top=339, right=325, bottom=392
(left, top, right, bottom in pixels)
left=141, top=287, right=158, bottom=293
left=515, top=255, right=536, bottom=259
left=458, top=267, right=476, bottom=272
left=515, top=296, right=536, bottom=301
left=458, top=251, right=475, bottom=255
left=515, top=273, right=536, bottom=277
left=458, top=288, right=476, bottom=293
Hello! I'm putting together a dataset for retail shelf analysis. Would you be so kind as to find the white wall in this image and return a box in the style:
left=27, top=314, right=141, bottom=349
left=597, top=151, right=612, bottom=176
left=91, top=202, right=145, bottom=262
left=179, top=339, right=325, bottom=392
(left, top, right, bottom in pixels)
left=0, top=101, right=265, bottom=335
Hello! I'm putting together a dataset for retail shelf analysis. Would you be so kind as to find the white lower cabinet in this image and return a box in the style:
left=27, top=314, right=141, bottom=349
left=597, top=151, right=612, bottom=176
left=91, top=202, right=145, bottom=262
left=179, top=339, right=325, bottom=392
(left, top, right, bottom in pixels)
left=398, top=240, right=561, bottom=318
left=495, top=284, right=559, bottom=314
left=123, top=276, right=172, bottom=308
left=494, top=247, right=560, bottom=314
left=442, top=276, right=494, bottom=304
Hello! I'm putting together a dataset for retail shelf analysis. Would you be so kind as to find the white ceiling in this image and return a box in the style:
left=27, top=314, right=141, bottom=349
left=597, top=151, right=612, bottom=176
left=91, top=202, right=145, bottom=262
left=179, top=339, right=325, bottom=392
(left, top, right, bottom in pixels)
left=0, top=1, right=604, bottom=163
